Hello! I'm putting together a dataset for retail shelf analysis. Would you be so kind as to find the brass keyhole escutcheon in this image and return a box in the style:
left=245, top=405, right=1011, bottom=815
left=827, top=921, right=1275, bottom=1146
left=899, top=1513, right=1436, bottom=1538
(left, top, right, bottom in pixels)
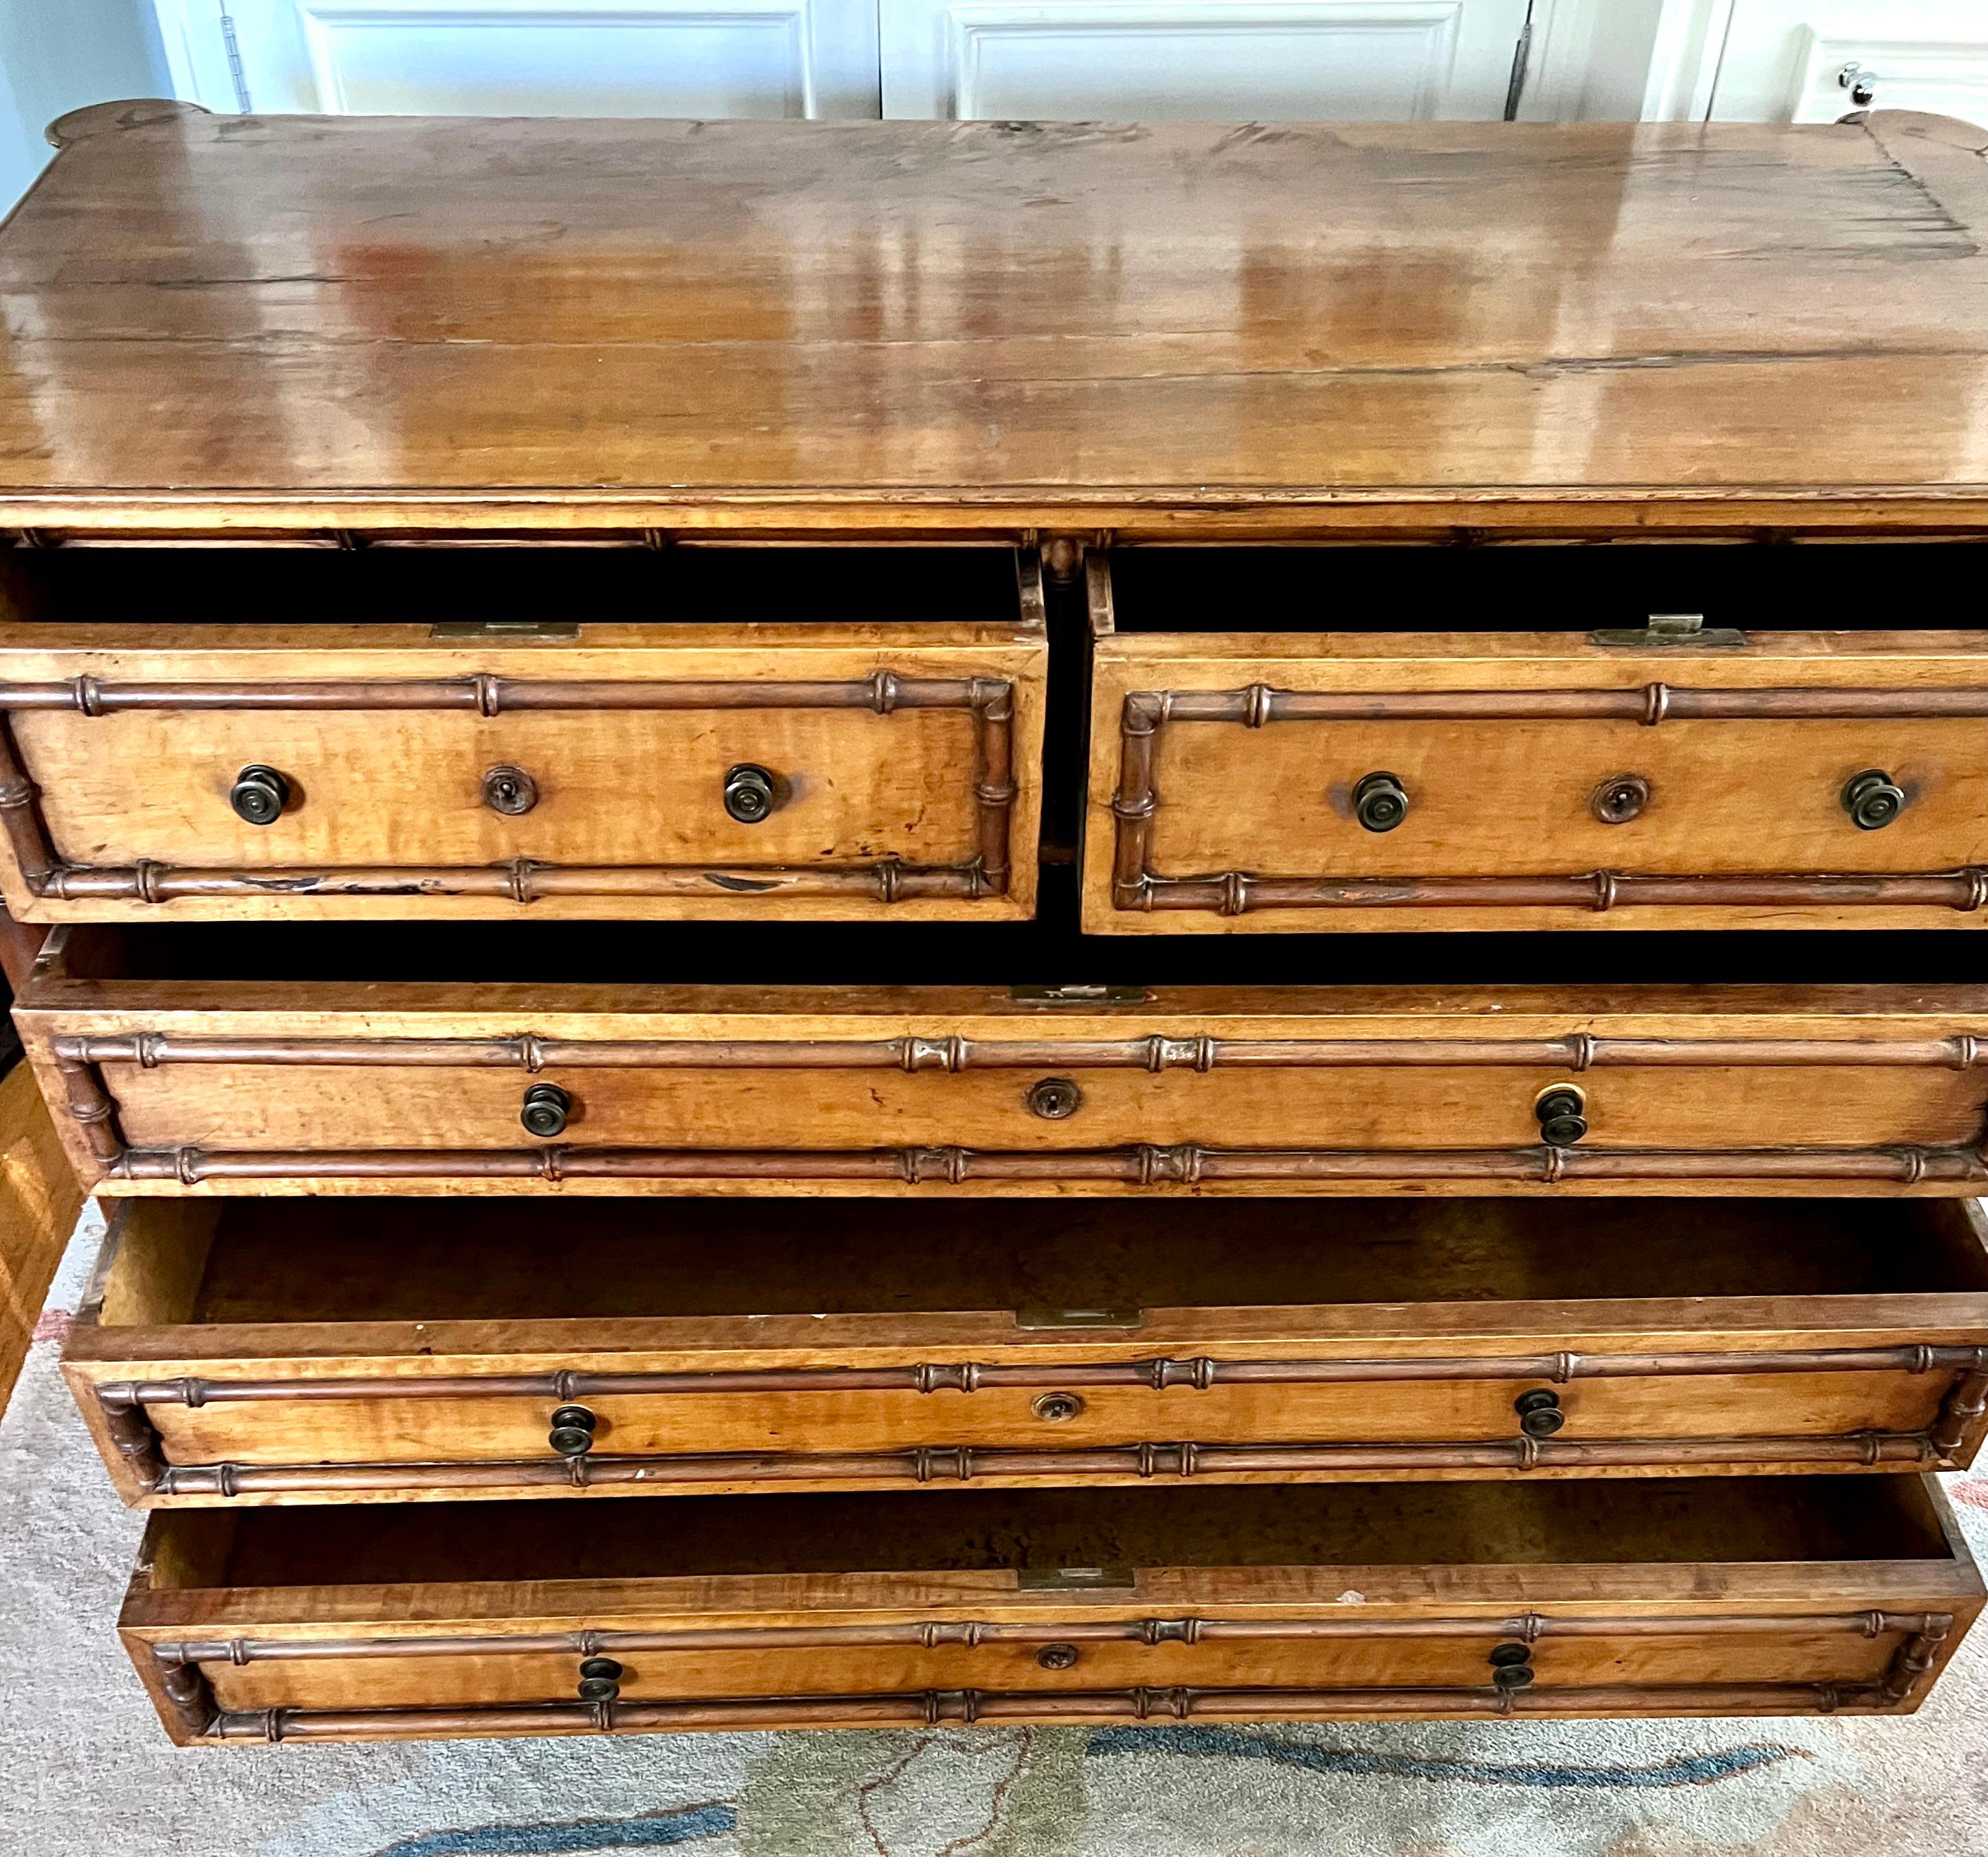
left=1534, top=1086, right=1588, bottom=1147
left=1036, top=1644, right=1080, bottom=1671
left=1591, top=774, right=1649, bottom=824
left=482, top=764, right=539, bottom=816
left=1033, top=1392, right=1084, bottom=1423
left=1026, top=1077, right=1083, bottom=1120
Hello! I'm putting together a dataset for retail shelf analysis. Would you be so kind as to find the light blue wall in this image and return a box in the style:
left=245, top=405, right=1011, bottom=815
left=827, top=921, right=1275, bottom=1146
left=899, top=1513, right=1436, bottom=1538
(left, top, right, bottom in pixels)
left=0, top=0, right=169, bottom=209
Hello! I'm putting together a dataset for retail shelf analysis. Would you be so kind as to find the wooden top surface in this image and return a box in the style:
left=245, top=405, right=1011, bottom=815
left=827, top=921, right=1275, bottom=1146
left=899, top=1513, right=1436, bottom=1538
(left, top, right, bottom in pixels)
left=6, top=101, right=1988, bottom=536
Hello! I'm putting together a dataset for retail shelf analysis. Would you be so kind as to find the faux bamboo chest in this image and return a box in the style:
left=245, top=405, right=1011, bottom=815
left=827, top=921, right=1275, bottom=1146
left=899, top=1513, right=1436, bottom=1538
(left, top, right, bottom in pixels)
left=8, top=101, right=1988, bottom=1741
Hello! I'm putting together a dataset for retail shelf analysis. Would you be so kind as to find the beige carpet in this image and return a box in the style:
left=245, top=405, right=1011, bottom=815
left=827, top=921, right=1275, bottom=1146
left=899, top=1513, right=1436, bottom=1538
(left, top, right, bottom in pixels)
left=6, top=1205, right=1988, bottom=1857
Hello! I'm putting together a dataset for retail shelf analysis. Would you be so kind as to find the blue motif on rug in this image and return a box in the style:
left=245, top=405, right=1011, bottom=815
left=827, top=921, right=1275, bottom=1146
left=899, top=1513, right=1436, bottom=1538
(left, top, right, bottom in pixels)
left=1085, top=1727, right=1803, bottom=1789
left=372, top=1802, right=737, bottom=1856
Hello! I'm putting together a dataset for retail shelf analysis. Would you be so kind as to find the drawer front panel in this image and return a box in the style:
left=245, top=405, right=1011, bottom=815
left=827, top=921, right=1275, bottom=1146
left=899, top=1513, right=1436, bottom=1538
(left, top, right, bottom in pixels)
left=121, top=1362, right=1984, bottom=1494
left=142, top=1607, right=1958, bottom=1737
left=91, top=1059, right=1988, bottom=1159
left=34, top=1000, right=1988, bottom=1195
left=1085, top=628, right=1988, bottom=933
left=0, top=619, right=1045, bottom=922
left=193, top=1618, right=1907, bottom=1714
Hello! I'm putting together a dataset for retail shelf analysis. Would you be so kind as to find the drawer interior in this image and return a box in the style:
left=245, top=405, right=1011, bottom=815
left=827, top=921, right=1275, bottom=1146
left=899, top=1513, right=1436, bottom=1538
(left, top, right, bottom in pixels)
left=89, top=1197, right=1988, bottom=1328
left=0, top=544, right=1025, bottom=630
left=142, top=1477, right=1957, bottom=1589
left=41, top=917, right=1988, bottom=990
left=1101, top=542, right=1988, bottom=637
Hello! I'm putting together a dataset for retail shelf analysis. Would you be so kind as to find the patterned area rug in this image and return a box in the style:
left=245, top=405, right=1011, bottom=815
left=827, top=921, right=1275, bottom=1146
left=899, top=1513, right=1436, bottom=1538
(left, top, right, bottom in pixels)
left=7, top=1207, right=1988, bottom=1857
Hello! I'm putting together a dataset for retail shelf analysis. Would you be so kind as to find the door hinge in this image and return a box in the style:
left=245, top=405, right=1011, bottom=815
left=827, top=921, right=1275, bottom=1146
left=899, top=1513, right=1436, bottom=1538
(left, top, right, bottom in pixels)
left=1590, top=612, right=1749, bottom=649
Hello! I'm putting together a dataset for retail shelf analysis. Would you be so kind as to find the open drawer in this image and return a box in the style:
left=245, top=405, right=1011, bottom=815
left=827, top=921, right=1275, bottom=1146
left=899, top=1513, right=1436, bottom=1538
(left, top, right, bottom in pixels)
left=1082, top=546, right=1988, bottom=933
left=120, top=1477, right=1983, bottom=1740
left=64, top=1195, right=1988, bottom=1502
left=19, top=929, right=1988, bottom=1197
left=0, top=546, right=1045, bottom=923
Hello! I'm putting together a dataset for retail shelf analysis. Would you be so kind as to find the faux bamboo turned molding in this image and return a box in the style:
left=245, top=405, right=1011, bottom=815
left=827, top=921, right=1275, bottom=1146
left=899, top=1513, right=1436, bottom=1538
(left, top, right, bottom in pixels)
left=1110, top=684, right=1988, bottom=915
left=143, top=1609, right=1952, bottom=1667
left=0, top=668, right=1018, bottom=905
left=50, top=1031, right=1988, bottom=1072
left=131, top=1431, right=1952, bottom=1499
left=93, top=1343, right=1988, bottom=1407
left=89, top=1143, right=1988, bottom=1188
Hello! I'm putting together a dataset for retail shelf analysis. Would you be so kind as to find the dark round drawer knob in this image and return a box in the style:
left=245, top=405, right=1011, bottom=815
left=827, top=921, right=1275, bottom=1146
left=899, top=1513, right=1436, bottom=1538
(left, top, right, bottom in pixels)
left=1491, top=1660, right=1536, bottom=1690
left=723, top=762, right=776, bottom=824
left=1591, top=774, right=1649, bottom=825
left=1534, top=1087, right=1588, bottom=1147
left=1514, top=1388, right=1565, bottom=1438
left=1843, top=768, right=1906, bottom=831
left=482, top=764, right=538, bottom=816
left=1025, top=1077, right=1083, bottom=1120
left=1036, top=1643, right=1080, bottom=1671
left=229, top=764, right=291, bottom=826
left=1032, top=1392, right=1084, bottom=1423
left=1352, top=771, right=1409, bottom=833
left=577, top=1655, right=623, bottom=1703
left=521, top=1082, right=572, bottom=1138
left=548, top=1403, right=597, bottom=1457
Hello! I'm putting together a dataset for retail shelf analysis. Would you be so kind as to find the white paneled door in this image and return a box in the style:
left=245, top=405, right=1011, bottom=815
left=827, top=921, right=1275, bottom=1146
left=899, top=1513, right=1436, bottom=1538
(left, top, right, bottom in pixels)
left=1705, top=2, right=1988, bottom=130
left=153, top=0, right=883, bottom=118
left=156, top=0, right=1543, bottom=122
left=881, top=0, right=1535, bottom=120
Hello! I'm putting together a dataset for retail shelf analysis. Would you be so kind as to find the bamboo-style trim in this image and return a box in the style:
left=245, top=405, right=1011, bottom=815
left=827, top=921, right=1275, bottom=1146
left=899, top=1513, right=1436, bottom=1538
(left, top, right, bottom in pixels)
left=0, top=666, right=1017, bottom=905
left=149, top=1609, right=1944, bottom=1667
left=195, top=1667, right=1942, bottom=1739
left=140, top=1431, right=1944, bottom=1497
left=51, top=1030, right=1988, bottom=1072
left=96, top=1142, right=1988, bottom=1186
left=1110, top=684, right=1988, bottom=915
left=96, top=1343, right=1988, bottom=1410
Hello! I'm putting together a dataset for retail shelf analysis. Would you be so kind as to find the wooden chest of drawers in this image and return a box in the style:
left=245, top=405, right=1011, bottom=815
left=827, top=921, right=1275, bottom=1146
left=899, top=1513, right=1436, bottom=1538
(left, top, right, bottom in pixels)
left=9, top=101, right=1988, bottom=1741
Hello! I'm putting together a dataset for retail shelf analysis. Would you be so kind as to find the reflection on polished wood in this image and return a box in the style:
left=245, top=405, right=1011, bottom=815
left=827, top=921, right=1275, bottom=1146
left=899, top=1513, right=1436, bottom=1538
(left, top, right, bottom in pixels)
left=4, top=108, right=1988, bottom=535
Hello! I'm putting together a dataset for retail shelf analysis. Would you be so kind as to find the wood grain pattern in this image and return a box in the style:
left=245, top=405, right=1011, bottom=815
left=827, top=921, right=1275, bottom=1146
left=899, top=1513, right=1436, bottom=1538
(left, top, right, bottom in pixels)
left=18, top=957, right=1988, bottom=1197
left=114, top=1479, right=1986, bottom=1739
left=0, top=616, right=1044, bottom=923
left=59, top=1195, right=1988, bottom=1503
left=3, top=112, right=1988, bottom=537
left=0, top=1061, right=83, bottom=1418
left=1086, top=627, right=1988, bottom=933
